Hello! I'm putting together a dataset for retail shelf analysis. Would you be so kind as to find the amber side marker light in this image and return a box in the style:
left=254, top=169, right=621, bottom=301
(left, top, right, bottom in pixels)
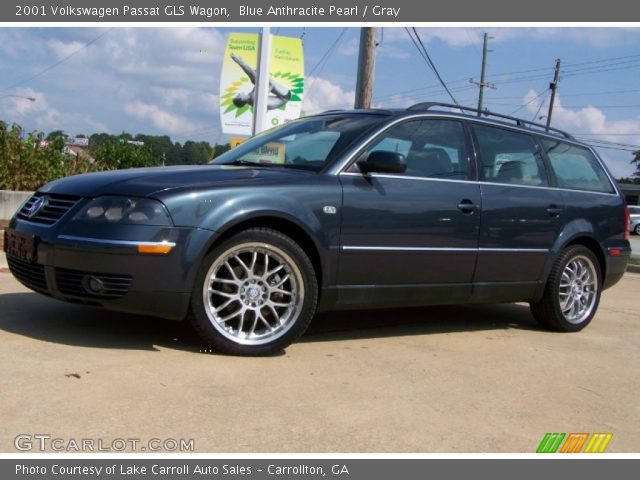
left=138, top=243, right=174, bottom=254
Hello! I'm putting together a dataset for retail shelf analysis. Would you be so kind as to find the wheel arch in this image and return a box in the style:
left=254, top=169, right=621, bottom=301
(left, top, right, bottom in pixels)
left=564, top=236, right=607, bottom=283
left=534, top=231, right=607, bottom=303
left=202, top=215, right=324, bottom=292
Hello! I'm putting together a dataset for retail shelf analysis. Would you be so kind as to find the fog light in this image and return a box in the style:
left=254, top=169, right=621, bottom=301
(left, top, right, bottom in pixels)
left=82, top=275, right=105, bottom=294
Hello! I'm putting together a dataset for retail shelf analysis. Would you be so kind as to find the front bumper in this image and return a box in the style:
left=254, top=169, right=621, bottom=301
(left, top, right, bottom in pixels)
left=5, top=219, right=214, bottom=321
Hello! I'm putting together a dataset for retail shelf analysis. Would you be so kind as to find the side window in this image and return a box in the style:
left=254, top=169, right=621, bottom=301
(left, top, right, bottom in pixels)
left=540, top=139, right=614, bottom=193
left=473, top=124, right=548, bottom=187
left=363, top=120, right=469, bottom=179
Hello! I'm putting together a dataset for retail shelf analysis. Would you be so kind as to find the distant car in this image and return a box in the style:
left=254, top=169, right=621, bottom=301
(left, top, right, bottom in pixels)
left=629, top=205, right=640, bottom=235
left=4, top=102, right=632, bottom=355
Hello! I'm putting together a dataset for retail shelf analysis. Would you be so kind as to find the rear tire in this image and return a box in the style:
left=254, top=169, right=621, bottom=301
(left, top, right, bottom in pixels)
left=530, top=245, right=601, bottom=332
left=189, top=228, right=318, bottom=356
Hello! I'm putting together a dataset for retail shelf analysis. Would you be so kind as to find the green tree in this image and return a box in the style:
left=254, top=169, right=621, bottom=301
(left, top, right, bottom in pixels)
left=45, top=129, right=68, bottom=143
left=90, top=139, right=158, bottom=170
left=213, top=143, right=231, bottom=159
left=0, top=122, right=70, bottom=190
left=182, top=140, right=213, bottom=164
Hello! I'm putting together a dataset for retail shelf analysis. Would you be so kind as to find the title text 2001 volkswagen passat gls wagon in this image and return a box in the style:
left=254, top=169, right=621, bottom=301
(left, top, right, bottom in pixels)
left=5, top=103, right=631, bottom=355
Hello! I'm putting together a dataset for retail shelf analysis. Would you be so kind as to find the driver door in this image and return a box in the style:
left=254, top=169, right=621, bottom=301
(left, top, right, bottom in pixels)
left=337, top=119, right=481, bottom=306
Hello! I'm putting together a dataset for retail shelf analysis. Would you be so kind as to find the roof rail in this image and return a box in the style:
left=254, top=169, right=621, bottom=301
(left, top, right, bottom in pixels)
left=320, top=108, right=394, bottom=116
left=407, top=102, right=574, bottom=140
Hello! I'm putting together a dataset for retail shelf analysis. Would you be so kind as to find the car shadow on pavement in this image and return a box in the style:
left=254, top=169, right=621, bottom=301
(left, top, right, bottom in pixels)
left=0, top=291, right=542, bottom=352
left=0, top=292, right=201, bottom=352
left=304, top=303, right=541, bottom=342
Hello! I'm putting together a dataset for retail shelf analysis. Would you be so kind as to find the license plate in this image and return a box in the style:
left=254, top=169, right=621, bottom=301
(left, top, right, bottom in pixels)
left=4, top=229, right=37, bottom=263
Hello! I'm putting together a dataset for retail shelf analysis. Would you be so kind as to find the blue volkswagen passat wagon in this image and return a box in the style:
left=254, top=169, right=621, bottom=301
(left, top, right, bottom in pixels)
left=5, top=103, right=631, bottom=355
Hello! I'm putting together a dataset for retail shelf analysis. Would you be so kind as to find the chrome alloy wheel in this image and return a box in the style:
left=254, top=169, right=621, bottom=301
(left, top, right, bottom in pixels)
left=202, top=242, right=304, bottom=345
left=558, top=255, right=598, bottom=324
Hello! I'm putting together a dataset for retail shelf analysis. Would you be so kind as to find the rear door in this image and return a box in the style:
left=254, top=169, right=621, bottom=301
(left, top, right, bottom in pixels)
left=337, top=118, right=481, bottom=304
left=471, top=123, right=564, bottom=298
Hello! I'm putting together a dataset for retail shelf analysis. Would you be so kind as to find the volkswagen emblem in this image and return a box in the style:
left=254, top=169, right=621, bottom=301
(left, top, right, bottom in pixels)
left=26, top=196, right=47, bottom=219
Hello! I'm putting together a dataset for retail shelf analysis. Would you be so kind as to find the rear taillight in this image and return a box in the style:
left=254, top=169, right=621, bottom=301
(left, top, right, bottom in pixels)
left=624, top=205, right=630, bottom=240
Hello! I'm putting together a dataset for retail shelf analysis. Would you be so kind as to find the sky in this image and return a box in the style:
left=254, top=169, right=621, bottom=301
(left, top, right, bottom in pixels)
left=1, top=26, right=640, bottom=177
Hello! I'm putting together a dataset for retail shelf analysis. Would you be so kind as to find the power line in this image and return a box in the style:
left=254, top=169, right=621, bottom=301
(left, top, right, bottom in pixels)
left=405, top=27, right=460, bottom=106
left=531, top=93, right=549, bottom=122
left=309, top=37, right=640, bottom=115
left=587, top=144, right=638, bottom=152
left=485, top=102, right=640, bottom=109
left=574, top=137, right=640, bottom=149
left=456, top=88, right=640, bottom=101
left=507, top=88, right=549, bottom=116
left=305, top=28, right=348, bottom=94
left=0, top=28, right=114, bottom=93
left=563, top=52, right=640, bottom=67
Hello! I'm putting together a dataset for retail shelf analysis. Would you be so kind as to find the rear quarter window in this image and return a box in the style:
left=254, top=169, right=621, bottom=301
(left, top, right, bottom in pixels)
left=541, top=139, right=614, bottom=194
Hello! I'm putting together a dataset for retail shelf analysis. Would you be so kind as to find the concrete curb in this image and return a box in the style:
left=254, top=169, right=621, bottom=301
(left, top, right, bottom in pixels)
left=0, top=252, right=6, bottom=271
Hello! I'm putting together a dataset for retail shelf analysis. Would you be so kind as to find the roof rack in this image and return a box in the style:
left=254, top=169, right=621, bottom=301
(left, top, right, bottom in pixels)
left=321, top=108, right=393, bottom=115
left=407, top=102, right=574, bottom=140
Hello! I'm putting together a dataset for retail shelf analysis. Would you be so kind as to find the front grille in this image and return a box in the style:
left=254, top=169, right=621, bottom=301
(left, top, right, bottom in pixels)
left=7, top=256, right=47, bottom=292
left=17, top=194, right=81, bottom=225
left=55, top=268, right=132, bottom=299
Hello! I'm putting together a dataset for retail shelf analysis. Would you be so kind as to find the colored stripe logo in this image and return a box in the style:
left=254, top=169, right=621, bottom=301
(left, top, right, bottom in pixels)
left=537, top=433, right=612, bottom=453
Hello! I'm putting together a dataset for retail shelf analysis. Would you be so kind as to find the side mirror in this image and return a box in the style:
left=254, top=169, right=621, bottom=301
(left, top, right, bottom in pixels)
left=357, top=151, right=407, bottom=174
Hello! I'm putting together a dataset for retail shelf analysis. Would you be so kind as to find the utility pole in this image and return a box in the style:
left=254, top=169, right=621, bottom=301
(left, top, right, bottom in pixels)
left=252, top=27, right=271, bottom=135
left=470, top=33, right=496, bottom=116
left=354, top=27, right=377, bottom=109
left=546, top=59, right=561, bottom=131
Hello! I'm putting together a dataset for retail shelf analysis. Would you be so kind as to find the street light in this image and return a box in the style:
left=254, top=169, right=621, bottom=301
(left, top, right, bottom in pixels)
left=0, top=94, right=36, bottom=102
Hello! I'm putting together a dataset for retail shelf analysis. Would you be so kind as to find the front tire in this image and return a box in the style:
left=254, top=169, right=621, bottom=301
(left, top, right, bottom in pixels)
left=189, top=228, right=318, bottom=356
left=530, top=245, right=601, bottom=332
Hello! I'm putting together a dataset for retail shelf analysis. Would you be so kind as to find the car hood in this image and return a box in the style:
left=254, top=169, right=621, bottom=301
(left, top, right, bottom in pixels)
left=40, top=165, right=314, bottom=198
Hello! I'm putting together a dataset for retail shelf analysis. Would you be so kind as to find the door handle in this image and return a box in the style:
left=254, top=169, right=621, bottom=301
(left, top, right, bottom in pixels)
left=547, top=205, right=563, bottom=217
left=457, top=199, right=479, bottom=214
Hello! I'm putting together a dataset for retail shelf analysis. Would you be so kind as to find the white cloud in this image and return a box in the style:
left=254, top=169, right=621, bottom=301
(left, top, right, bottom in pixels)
left=1, top=28, right=225, bottom=140
left=124, top=101, right=201, bottom=135
left=47, top=39, right=86, bottom=59
left=524, top=91, right=640, bottom=177
left=302, top=76, right=355, bottom=114
left=0, top=87, right=110, bottom=135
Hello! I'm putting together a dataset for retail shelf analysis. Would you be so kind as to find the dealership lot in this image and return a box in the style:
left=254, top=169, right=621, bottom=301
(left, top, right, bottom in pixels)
left=0, top=268, right=638, bottom=453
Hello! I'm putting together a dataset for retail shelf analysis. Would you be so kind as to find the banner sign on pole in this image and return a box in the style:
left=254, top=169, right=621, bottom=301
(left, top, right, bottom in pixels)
left=219, top=33, right=304, bottom=136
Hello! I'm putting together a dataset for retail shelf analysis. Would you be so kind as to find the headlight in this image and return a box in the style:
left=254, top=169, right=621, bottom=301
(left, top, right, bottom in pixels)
left=73, top=196, right=172, bottom=226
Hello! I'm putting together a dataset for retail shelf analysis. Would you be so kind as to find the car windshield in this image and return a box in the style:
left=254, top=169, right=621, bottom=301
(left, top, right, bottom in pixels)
left=212, top=114, right=384, bottom=171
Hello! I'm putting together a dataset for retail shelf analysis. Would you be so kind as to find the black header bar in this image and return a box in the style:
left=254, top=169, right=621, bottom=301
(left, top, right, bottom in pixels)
left=4, top=0, right=640, bottom=22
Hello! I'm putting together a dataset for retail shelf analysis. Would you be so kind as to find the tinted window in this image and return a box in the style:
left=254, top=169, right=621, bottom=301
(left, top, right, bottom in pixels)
left=364, top=120, right=469, bottom=179
left=213, top=115, right=381, bottom=171
left=474, top=124, right=548, bottom=187
left=540, top=139, right=614, bottom=193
